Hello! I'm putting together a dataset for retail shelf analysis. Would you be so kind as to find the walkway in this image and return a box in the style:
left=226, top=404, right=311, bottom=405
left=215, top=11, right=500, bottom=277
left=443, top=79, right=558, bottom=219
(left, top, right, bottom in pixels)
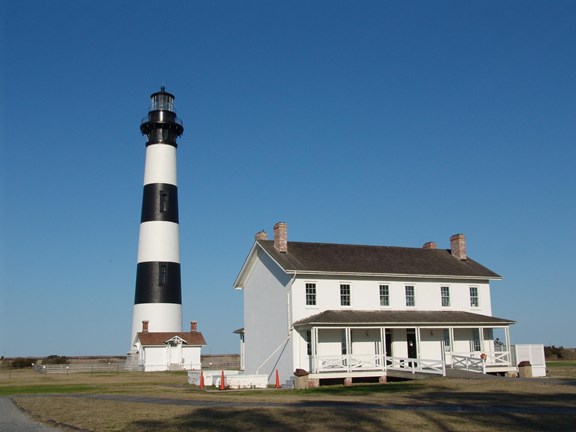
left=0, top=397, right=62, bottom=431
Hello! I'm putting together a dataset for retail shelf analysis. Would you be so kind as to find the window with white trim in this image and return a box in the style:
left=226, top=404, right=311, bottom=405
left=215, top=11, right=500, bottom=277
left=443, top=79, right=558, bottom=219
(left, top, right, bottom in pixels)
left=470, top=286, right=479, bottom=307
left=340, top=284, right=351, bottom=306
left=405, top=285, right=415, bottom=307
left=379, top=284, right=390, bottom=306
left=471, top=328, right=481, bottom=351
left=306, top=283, right=317, bottom=306
left=441, top=286, right=450, bottom=307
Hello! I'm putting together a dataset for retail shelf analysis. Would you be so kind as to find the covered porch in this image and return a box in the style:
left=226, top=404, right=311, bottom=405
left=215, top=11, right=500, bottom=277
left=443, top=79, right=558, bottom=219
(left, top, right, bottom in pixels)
left=294, top=310, right=516, bottom=381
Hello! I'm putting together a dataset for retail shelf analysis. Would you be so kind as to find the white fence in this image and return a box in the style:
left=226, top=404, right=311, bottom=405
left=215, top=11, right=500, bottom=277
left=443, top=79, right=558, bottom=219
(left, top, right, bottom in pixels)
left=33, top=363, right=134, bottom=374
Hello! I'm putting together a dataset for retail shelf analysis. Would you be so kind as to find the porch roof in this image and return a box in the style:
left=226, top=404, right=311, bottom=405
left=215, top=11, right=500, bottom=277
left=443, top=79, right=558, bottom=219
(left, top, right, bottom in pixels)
left=293, top=310, right=515, bottom=327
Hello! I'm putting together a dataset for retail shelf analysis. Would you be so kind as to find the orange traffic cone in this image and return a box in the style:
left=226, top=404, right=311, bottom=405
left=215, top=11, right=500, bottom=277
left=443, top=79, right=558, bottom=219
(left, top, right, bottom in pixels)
left=275, top=369, right=281, bottom=389
left=220, top=370, right=225, bottom=390
left=199, top=371, right=205, bottom=389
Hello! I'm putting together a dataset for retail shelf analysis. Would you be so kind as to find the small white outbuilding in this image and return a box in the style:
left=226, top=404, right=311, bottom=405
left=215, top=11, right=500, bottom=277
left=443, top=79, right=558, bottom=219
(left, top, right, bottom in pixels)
left=133, top=320, right=206, bottom=372
left=512, top=344, right=546, bottom=377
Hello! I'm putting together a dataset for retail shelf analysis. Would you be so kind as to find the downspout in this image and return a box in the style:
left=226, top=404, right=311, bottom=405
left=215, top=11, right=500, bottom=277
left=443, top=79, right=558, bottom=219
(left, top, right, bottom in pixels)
left=287, top=272, right=297, bottom=335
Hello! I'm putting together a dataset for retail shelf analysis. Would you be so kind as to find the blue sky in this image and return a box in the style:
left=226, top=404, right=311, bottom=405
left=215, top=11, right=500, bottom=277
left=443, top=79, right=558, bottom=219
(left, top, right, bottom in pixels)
left=1, top=1, right=575, bottom=357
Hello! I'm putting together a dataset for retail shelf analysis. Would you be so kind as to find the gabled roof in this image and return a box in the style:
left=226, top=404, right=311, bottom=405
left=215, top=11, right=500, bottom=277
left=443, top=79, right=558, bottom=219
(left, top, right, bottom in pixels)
left=294, top=310, right=515, bottom=326
left=234, top=240, right=500, bottom=288
left=136, top=331, right=207, bottom=346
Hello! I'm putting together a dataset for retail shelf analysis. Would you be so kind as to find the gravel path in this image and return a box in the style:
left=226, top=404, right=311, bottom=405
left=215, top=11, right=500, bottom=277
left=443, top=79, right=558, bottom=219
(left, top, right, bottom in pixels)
left=0, top=397, right=62, bottom=431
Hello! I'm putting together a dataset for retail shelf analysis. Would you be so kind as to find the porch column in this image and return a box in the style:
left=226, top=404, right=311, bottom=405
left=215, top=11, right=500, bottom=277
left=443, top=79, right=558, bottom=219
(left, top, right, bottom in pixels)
left=345, top=327, right=351, bottom=372
left=479, top=326, right=485, bottom=353
left=312, top=327, right=318, bottom=373
left=415, top=328, right=421, bottom=359
left=449, top=327, right=455, bottom=367
left=380, top=327, right=385, bottom=368
left=505, top=326, right=511, bottom=365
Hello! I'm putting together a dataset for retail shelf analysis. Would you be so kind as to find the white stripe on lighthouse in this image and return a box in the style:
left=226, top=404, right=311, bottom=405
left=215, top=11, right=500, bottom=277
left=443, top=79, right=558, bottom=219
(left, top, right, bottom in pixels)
left=143, top=144, right=178, bottom=186
left=137, top=222, right=180, bottom=263
left=130, top=304, right=182, bottom=345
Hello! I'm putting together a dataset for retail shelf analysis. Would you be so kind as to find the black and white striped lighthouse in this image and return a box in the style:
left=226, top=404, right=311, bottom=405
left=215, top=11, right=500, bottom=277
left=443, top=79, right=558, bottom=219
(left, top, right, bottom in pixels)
left=130, top=87, right=184, bottom=347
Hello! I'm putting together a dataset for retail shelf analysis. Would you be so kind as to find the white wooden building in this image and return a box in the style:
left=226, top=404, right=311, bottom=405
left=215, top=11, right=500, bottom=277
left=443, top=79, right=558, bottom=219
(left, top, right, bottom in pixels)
left=234, top=222, right=516, bottom=385
left=132, top=321, right=206, bottom=372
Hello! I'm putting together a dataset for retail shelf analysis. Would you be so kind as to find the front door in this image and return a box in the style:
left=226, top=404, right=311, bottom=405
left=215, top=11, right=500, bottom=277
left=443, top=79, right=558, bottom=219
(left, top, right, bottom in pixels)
left=385, top=329, right=392, bottom=357
left=407, top=329, right=417, bottom=359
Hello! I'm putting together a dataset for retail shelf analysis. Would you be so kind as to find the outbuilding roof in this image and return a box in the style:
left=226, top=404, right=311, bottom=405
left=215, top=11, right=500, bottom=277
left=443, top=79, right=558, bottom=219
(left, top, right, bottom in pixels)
left=136, top=331, right=207, bottom=346
left=256, top=240, right=501, bottom=279
left=294, top=310, right=514, bottom=326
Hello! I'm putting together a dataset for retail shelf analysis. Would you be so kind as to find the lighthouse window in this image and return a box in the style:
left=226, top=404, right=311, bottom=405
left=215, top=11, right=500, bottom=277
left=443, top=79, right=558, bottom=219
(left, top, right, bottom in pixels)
left=159, top=264, right=168, bottom=286
left=159, top=191, right=169, bottom=213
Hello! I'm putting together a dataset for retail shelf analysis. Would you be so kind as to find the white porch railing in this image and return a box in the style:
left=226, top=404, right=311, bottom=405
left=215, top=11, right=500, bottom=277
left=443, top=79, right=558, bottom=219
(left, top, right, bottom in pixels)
left=451, top=354, right=485, bottom=373
left=451, top=351, right=512, bottom=374
left=485, top=351, right=511, bottom=367
left=315, top=354, right=445, bottom=376
left=385, top=355, right=446, bottom=376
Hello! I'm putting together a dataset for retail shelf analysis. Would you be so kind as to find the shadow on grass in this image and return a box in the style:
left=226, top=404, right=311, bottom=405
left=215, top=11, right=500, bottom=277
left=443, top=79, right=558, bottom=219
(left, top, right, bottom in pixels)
left=408, top=389, right=576, bottom=410
left=131, top=406, right=391, bottom=432
left=129, top=401, right=576, bottom=432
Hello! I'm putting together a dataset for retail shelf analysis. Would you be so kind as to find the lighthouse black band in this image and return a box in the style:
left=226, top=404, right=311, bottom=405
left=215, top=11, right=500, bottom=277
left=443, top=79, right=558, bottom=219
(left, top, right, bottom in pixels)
left=141, top=183, right=179, bottom=223
left=135, top=262, right=182, bottom=304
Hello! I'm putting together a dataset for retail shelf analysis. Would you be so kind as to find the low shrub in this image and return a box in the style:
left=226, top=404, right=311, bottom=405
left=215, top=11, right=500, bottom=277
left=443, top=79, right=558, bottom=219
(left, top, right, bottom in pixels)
left=42, top=355, right=70, bottom=365
left=9, top=357, right=36, bottom=369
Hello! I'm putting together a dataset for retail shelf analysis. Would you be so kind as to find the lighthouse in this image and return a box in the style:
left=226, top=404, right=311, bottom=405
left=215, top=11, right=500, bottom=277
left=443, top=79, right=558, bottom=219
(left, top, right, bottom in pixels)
left=130, top=87, right=184, bottom=349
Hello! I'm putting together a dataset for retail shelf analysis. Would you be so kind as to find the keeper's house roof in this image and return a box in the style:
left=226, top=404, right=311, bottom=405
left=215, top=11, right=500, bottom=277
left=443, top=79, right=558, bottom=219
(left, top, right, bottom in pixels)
left=294, top=310, right=515, bottom=327
left=255, top=240, right=500, bottom=278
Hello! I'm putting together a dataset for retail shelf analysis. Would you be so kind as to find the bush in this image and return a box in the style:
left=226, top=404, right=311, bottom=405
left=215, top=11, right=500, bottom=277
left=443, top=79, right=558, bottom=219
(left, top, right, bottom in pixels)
left=10, top=357, right=36, bottom=369
left=42, top=355, right=70, bottom=365
left=544, top=346, right=576, bottom=360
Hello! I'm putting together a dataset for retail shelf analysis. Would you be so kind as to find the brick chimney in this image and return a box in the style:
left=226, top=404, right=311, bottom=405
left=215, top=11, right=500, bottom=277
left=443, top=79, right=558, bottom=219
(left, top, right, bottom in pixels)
left=190, top=321, right=197, bottom=332
left=273, top=222, right=287, bottom=253
left=142, top=320, right=149, bottom=333
left=450, top=233, right=467, bottom=260
left=423, top=241, right=437, bottom=249
left=255, top=230, right=268, bottom=241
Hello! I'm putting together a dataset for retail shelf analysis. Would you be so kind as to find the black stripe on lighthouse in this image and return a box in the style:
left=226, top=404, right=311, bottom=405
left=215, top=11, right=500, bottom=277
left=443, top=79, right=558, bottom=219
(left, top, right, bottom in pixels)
left=135, top=262, right=182, bottom=304
left=141, top=183, right=179, bottom=223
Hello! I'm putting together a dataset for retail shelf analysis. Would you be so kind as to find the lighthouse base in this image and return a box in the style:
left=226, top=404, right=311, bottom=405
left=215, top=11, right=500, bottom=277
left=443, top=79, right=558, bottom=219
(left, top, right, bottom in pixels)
left=130, top=303, right=182, bottom=349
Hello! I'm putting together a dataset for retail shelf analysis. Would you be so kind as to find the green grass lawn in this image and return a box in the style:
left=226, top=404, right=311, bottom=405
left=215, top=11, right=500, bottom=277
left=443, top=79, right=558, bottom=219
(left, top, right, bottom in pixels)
left=546, top=360, right=576, bottom=368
